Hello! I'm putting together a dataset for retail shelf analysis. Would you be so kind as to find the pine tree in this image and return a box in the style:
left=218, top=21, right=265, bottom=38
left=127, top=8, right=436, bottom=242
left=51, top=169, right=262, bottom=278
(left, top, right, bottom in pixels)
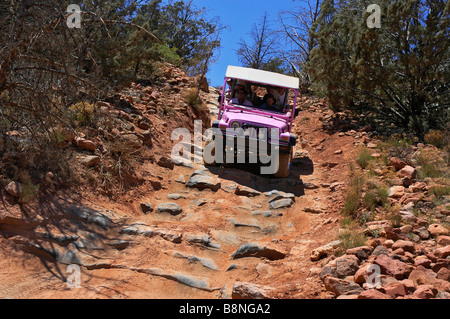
left=307, top=0, right=449, bottom=136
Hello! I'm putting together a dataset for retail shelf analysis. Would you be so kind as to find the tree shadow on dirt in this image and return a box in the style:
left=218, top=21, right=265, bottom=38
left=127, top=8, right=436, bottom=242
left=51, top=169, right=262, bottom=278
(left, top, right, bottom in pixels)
left=0, top=192, right=128, bottom=288
left=206, top=154, right=314, bottom=197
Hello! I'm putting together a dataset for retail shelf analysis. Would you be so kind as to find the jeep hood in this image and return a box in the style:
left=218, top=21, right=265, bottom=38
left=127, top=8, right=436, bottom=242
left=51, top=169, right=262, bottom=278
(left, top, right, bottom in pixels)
left=222, top=109, right=289, bottom=132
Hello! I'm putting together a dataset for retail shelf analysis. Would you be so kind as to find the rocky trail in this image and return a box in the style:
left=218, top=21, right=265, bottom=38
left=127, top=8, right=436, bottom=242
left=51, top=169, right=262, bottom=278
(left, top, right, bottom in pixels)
left=0, top=82, right=360, bottom=299
left=1, top=66, right=447, bottom=299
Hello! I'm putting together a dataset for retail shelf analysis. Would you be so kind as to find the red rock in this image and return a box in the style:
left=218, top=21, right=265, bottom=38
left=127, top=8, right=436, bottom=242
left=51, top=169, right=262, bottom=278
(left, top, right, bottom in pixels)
left=399, top=193, right=423, bottom=205
left=408, top=268, right=438, bottom=287
left=410, top=182, right=426, bottom=192
left=428, top=224, right=449, bottom=237
left=392, top=240, right=415, bottom=253
left=374, top=254, right=412, bottom=279
left=346, top=246, right=373, bottom=260
left=382, top=282, right=407, bottom=298
left=142, top=86, right=152, bottom=94
left=433, top=245, right=450, bottom=259
left=436, top=236, right=450, bottom=245
left=4, top=181, right=22, bottom=198
left=335, top=255, right=360, bottom=278
left=388, top=186, right=405, bottom=198
left=388, top=157, right=407, bottom=170
left=323, top=276, right=364, bottom=296
left=412, top=285, right=437, bottom=299
left=232, top=282, right=274, bottom=299
left=400, top=279, right=416, bottom=294
left=397, top=165, right=416, bottom=179
left=414, top=257, right=432, bottom=268
left=436, top=267, right=450, bottom=281
left=73, top=137, right=96, bottom=151
left=354, top=263, right=374, bottom=285
left=358, top=289, right=393, bottom=299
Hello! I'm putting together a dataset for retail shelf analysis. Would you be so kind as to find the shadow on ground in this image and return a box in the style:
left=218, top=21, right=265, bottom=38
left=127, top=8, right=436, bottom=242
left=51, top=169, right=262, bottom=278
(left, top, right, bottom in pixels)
left=205, top=154, right=314, bottom=197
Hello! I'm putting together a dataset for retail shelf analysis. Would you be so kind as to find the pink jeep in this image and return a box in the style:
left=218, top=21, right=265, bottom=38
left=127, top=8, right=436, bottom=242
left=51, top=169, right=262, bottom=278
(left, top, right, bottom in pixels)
left=210, top=66, right=299, bottom=178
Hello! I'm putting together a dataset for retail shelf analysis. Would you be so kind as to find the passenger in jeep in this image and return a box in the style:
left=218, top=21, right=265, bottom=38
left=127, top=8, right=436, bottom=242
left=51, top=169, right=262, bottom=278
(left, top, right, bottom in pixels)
left=232, top=89, right=253, bottom=106
left=268, top=86, right=287, bottom=108
left=261, top=93, right=283, bottom=112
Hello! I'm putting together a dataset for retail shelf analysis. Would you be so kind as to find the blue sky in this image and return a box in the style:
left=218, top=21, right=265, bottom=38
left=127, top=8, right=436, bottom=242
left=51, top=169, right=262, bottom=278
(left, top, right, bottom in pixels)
left=191, top=0, right=298, bottom=87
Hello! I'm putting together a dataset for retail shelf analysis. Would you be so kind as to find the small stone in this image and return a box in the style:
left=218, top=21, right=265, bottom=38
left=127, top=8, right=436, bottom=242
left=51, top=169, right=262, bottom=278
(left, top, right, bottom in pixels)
left=436, top=235, right=450, bottom=245
left=414, top=256, right=432, bottom=268
left=157, top=156, right=174, bottom=170
left=232, top=282, right=275, bottom=299
left=391, top=240, right=415, bottom=253
left=335, top=255, right=360, bottom=278
left=433, top=245, right=450, bottom=259
left=346, top=246, right=373, bottom=260
left=358, top=289, right=393, bottom=299
left=436, top=267, right=450, bottom=281
left=81, top=155, right=100, bottom=168
left=372, top=245, right=390, bottom=256
left=269, top=198, right=294, bottom=209
left=323, top=276, right=364, bottom=297
left=412, top=285, right=437, bottom=299
left=185, top=170, right=220, bottom=191
left=235, top=185, right=260, bottom=197
left=382, top=282, right=407, bottom=298
left=156, top=202, right=183, bottom=215
left=5, top=181, right=22, bottom=198
left=231, top=242, right=286, bottom=260
left=397, top=165, right=416, bottom=179
left=73, top=137, right=96, bottom=150
left=140, top=203, right=153, bottom=214
left=388, top=157, right=407, bottom=170
left=388, top=185, right=405, bottom=198
left=310, top=240, right=341, bottom=261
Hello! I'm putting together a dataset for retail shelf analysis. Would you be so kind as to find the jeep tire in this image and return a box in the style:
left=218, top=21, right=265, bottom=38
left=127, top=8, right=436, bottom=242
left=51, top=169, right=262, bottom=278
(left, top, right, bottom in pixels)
left=274, top=147, right=293, bottom=178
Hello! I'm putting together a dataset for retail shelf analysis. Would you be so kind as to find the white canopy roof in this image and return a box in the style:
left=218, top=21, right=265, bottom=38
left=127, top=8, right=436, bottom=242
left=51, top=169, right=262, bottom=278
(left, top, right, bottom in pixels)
left=225, top=65, right=299, bottom=89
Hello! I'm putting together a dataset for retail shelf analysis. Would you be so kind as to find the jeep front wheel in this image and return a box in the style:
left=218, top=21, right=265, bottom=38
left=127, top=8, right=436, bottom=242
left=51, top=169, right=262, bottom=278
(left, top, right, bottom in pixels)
left=274, top=148, right=293, bottom=178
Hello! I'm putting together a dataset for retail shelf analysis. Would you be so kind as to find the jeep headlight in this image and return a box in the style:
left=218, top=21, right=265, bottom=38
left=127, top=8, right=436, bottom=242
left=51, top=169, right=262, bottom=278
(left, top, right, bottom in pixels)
left=230, top=121, right=241, bottom=129
left=268, top=128, right=279, bottom=137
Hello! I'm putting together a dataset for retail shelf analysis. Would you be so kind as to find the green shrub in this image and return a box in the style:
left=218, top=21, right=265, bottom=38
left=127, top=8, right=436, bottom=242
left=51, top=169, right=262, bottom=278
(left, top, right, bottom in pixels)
left=182, top=88, right=205, bottom=111
left=356, top=147, right=373, bottom=169
left=425, top=130, right=444, bottom=148
left=429, top=185, right=450, bottom=200
left=342, top=168, right=364, bottom=217
left=68, top=102, right=97, bottom=126
left=19, top=182, right=40, bottom=204
left=362, top=187, right=388, bottom=211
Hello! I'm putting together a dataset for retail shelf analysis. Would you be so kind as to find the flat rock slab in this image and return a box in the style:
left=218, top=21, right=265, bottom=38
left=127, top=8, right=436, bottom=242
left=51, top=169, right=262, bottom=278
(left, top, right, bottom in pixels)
left=66, top=205, right=112, bottom=229
left=232, top=282, right=275, bottom=299
left=231, top=242, right=286, bottom=260
left=269, top=198, right=294, bottom=209
left=235, top=185, right=261, bottom=197
left=156, top=203, right=183, bottom=215
left=264, top=190, right=295, bottom=203
left=185, top=170, right=220, bottom=191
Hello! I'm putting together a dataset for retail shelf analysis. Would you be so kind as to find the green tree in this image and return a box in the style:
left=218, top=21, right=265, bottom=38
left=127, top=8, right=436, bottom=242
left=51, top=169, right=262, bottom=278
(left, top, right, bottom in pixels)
left=160, top=0, right=223, bottom=76
left=307, top=0, right=449, bottom=137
